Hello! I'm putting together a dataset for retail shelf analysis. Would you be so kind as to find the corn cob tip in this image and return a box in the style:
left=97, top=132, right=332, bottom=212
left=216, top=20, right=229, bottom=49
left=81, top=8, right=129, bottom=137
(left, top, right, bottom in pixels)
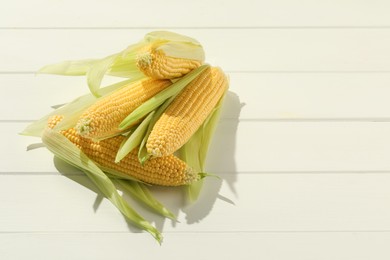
left=75, top=78, right=172, bottom=139
left=184, top=165, right=201, bottom=184
left=137, top=51, right=153, bottom=68
left=75, top=118, right=93, bottom=136
left=148, top=146, right=163, bottom=158
left=135, top=47, right=203, bottom=79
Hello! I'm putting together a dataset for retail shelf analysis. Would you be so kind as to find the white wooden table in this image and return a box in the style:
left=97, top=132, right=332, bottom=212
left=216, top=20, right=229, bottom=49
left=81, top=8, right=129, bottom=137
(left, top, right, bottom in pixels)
left=1, top=1, right=390, bottom=259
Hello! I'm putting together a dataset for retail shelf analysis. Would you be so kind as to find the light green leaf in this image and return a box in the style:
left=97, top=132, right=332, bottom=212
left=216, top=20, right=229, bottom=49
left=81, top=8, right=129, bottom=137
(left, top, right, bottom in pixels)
left=86, top=54, right=119, bottom=96
left=137, top=142, right=150, bottom=166
left=115, top=111, right=155, bottom=163
left=144, top=31, right=202, bottom=46
left=113, top=179, right=176, bottom=220
left=41, top=129, right=162, bottom=243
left=38, top=59, right=97, bottom=76
left=107, top=42, right=144, bottom=78
left=145, top=31, right=205, bottom=61
left=119, top=64, right=209, bottom=130
left=157, top=42, right=205, bottom=61
left=186, top=179, right=204, bottom=202
left=108, top=65, right=144, bottom=78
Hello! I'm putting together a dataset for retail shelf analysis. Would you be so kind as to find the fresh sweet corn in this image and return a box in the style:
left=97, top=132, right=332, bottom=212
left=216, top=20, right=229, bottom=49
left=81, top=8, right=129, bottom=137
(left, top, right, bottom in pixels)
left=136, top=45, right=202, bottom=79
left=75, top=78, right=172, bottom=140
left=50, top=115, right=200, bottom=186
left=22, top=30, right=233, bottom=243
left=146, top=67, right=228, bottom=157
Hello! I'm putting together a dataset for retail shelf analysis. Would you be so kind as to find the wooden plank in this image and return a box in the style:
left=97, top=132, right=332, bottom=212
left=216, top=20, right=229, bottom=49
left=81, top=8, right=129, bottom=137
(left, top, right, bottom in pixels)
left=8, top=121, right=390, bottom=173
left=2, top=29, right=390, bottom=72
left=208, top=120, right=390, bottom=172
left=2, top=73, right=390, bottom=121
left=3, top=0, right=390, bottom=258
left=0, top=174, right=390, bottom=233
left=1, top=0, right=390, bottom=28
left=1, top=232, right=390, bottom=260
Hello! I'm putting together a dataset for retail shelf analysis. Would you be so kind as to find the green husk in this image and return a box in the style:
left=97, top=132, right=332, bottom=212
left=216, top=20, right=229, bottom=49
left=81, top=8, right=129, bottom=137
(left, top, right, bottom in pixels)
left=20, top=77, right=142, bottom=137
left=144, top=31, right=202, bottom=46
left=113, top=179, right=176, bottom=220
left=38, top=59, right=97, bottom=76
left=144, top=31, right=205, bottom=61
left=157, top=42, right=205, bottom=60
left=107, top=42, right=145, bottom=78
left=115, top=111, right=155, bottom=163
left=86, top=54, right=118, bottom=96
left=179, top=90, right=227, bottom=202
left=42, top=129, right=162, bottom=243
left=119, top=64, right=209, bottom=130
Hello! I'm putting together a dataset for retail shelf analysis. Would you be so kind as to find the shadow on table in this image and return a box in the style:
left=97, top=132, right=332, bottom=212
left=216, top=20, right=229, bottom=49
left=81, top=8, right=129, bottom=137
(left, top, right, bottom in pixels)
left=50, top=90, right=243, bottom=232
left=53, top=156, right=170, bottom=234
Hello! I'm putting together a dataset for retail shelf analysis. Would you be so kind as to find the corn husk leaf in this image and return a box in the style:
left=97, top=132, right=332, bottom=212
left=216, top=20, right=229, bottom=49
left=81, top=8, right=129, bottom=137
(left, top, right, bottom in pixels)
left=119, top=64, right=209, bottom=130
left=108, top=42, right=145, bottom=77
left=144, top=31, right=202, bottom=45
left=145, top=31, right=205, bottom=61
left=20, top=77, right=141, bottom=137
left=179, top=91, right=227, bottom=202
left=137, top=138, right=150, bottom=165
left=38, top=49, right=142, bottom=80
left=41, top=129, right=162, bottom=243
left=115, top=111, right=155, bottom=163
left=86, top=54, right=120, bottom=96
left=38, top=59, right=97, bottom=76
left=113, top=179, right=176, bottom=220
left=158, top=42, right=205, bottom=61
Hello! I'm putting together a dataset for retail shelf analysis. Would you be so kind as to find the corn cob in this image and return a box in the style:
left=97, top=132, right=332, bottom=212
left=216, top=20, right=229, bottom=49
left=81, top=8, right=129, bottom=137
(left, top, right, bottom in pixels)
left=75, top=78, right=171, bottom=139
left=49, top=115, right=200, bottom=186
left=136, top=45, right=202, bottom=79
left=39, top=31, right=205, bottom=96
left=146, top=67, right=228, bottom=157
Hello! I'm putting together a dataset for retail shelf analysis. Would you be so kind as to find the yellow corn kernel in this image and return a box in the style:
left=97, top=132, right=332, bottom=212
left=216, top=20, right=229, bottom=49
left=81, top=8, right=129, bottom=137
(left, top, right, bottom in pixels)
left=75, top=78, right=171, bottom=139
left=49, top=115, right=199, bottom=186
left=146, top=67, right=228, bottom=157
left=136, top=46, right=202, bottom=79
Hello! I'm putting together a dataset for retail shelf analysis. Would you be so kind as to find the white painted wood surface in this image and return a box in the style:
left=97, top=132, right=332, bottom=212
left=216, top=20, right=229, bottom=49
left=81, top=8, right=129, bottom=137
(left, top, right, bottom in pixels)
left=1, top=1, right=390, bottom=259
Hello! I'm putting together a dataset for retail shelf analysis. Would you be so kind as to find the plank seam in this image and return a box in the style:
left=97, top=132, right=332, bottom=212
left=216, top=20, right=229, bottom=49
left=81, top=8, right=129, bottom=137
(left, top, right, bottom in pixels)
left=1, top=230, right=390, bottom=234
left=6, top=119, right=390, bottom=123
left=3, top=71, right=390, bottom=75
left=3, top=171, right=390, bottom=175
left=3, top=26, right=390, bottom=30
